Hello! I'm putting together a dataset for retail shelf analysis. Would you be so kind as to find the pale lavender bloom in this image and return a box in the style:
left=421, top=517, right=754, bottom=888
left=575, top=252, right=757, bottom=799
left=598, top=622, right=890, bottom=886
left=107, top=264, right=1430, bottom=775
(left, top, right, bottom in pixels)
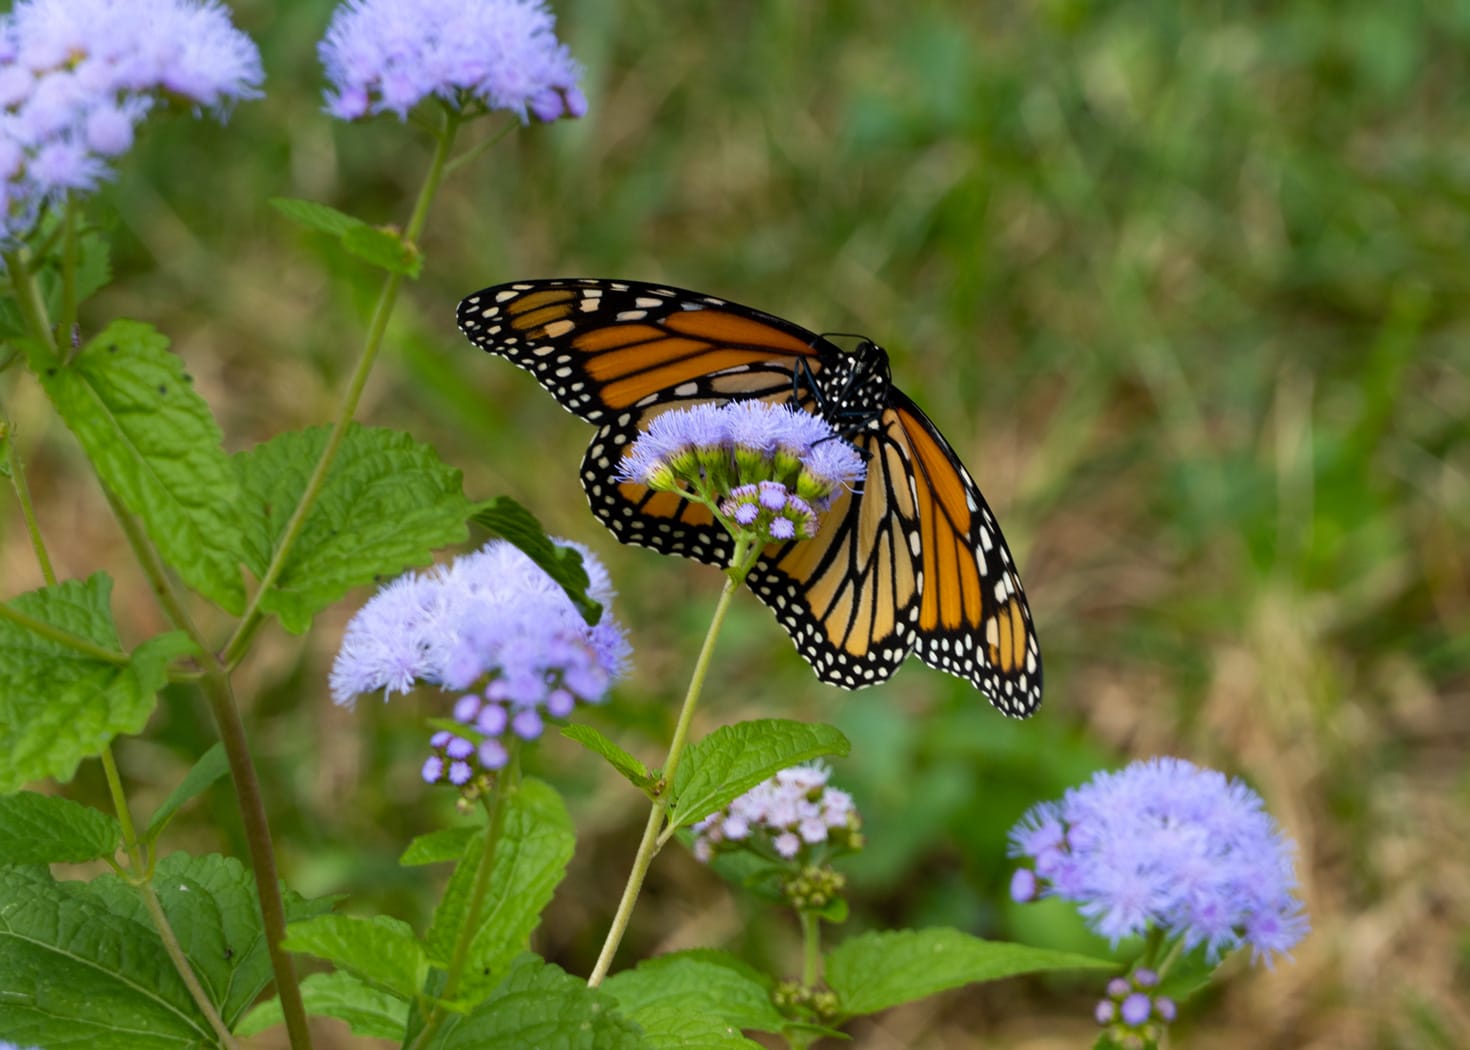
left=690, top=763, right=860, bottom=863
left=0, top=0, right=262, bottom=241
left=1008, top=757, right=1308, bottom=966
left=616, top=403, right=730, bottom=487
left=1120, top=993, right=1150, bottom=1025
left=319, top=0, right=584, bottom=122
left=334, top=538, right=630, bottom=787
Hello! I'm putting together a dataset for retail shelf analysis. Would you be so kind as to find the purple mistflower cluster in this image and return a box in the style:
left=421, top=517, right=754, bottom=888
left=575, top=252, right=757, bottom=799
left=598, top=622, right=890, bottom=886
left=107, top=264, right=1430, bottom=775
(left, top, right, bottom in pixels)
left=330, top=539, right=629, bottom=786
left=0, top=0, right=263, bottom=240
left=1094, top=970, right=1176, bottom=1041
left=319, top=0, right=585, bottom=122
left=1009, top=757, right=1308, bottom=966
left=690, top=763, right=861, bottom=864
left=618, top=400, right=865, bottom=541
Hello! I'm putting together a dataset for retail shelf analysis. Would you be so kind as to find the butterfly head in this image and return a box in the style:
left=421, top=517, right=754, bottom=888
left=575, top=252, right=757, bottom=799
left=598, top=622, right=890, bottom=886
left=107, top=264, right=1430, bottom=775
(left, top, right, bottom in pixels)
left=812, top=336, right=891, bottom=435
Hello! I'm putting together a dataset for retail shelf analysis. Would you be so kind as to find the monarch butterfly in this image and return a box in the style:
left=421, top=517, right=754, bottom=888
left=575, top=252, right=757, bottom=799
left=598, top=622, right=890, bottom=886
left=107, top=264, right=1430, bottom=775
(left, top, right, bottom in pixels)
left=457, top=278, right=1042, bottom=717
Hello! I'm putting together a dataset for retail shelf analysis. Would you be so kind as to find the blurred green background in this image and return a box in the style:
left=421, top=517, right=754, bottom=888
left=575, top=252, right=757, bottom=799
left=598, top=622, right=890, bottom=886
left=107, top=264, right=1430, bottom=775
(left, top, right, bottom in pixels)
left=5, top=1, right=1468, bottom=1047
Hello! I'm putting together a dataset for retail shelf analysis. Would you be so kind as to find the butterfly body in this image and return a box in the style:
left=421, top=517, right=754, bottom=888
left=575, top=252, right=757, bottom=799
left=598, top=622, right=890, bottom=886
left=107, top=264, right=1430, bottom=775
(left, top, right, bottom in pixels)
left=458, top=278, right=1042, bottom=716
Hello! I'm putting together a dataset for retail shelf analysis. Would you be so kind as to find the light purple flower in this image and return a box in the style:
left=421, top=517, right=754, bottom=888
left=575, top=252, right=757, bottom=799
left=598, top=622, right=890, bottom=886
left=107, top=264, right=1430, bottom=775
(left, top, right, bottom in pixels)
left=0, top=0, right=263, bottom=240
left=333, top=538, right=631, bottom=788
left=319, top=0, right=585, bottom=122
left=690, top=763, right=861, bottom=863
left=1008, top=757, right=1309, bottom=966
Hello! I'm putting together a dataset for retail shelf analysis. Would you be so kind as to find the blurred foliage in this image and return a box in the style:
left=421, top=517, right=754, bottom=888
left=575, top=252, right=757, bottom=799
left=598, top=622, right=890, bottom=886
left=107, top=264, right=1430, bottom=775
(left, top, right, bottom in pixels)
left=4, top=0, right=1468, bottom=1046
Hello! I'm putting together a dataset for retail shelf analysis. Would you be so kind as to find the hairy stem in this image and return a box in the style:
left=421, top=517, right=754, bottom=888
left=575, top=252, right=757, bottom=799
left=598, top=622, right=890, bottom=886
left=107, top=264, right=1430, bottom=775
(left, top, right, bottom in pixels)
left=588, top=572, right=743, bottom=986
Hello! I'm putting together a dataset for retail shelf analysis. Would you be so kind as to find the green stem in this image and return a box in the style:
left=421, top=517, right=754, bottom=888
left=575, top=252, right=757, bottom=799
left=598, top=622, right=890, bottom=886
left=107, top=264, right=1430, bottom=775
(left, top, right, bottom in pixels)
left=198, top=667, right=312, bottom=1050
left=59, top=197, right=80, bottom=354
left=101, top=750, right=240, bottom=1049
left=1, top=248, right=59, bottom=356
left=0, top=602, right=128, bottom=662
left=800, top=910, right=821, bottom=989
left=99, top=498, right=311, bottom=1048
left=411, top=746, right=521, bottom=1050
left=1, top=400, right=57, bottom=586
left=223, top=109, right=461, bottom=667
left=589, top=573, right=743, bottom=986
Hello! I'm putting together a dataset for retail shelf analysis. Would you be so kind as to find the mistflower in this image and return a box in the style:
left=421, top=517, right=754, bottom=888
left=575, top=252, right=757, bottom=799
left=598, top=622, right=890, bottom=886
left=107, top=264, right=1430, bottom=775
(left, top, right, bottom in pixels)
left=1008, top=757, right=1308, bottom=966
left=0, top=0, right=263, bottom=240
left=1094, top=968, right=1176, bottom=1045
left=318, top=0, right=585, bottom=122
left=330, top=538, right=630, bottom=786
left=617, top=400, right=865, bottom=546
left=690, top=763, right=861, bottom=864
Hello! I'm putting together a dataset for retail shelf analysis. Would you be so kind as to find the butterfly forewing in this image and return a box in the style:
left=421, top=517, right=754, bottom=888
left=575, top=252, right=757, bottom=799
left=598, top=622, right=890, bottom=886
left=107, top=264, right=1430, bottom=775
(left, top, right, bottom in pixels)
left=457, top=277, right=1042, bottom=715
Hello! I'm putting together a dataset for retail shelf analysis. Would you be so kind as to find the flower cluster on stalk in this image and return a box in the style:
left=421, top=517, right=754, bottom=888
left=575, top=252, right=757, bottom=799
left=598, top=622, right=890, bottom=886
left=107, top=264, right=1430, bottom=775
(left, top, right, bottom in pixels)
left=331, top=539, right=629, bottom=790
left=0, top=0, right=263, bottom=241
left=319, top=0, right=585, bottom=122
left=690, top=763, right=862, bottom=865
left=1008, top=757, right=1308, bottom=965
left=1093, top=969, right=1175, bottom=1048
left=618, top=400, right=866, bottom=549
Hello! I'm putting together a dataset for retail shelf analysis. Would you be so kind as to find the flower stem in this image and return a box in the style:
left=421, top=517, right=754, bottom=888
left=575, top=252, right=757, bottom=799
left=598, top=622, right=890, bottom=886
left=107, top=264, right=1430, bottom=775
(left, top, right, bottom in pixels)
left=588, top=572, right=743, bottom=986
left=0, top=401, right=57, bottom=586
left=800, top=910, right=822, bottom=988
left=222, top=108, right=461, bottom=667
left=411, top=745, right=521, bottom=1050
left=101, top=749, right=239, bottom=1049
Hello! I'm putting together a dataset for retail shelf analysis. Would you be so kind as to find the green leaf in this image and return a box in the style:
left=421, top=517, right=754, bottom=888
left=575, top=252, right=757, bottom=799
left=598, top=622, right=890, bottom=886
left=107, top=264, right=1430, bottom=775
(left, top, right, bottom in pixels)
left=237, top=970, right=409, bottom=1039
left=561, top=723, right=654, bottom=791
left=269, top=196, right=368, bottom=237
left=30, top=320, right=246, bottom=612
left=471, top=496, right=602, bottom=624
left=668, top=720, right=850, bottom=829
left=0, top=864, right=212, bottom=1046
left=144, top=742, right=229, bottom=842
left=72, top=852, right=333, bottom=1027
left=0, top=791, right=119, bottom=863
left=284, top=914, right=427, bottom=1000
left=603, top=950, right=786, bottom=1045
left=436, top=955, right=651, bottom=1050
left=400, top=825, right=479, bottom=866
left=0, top=576, right=194, bottom=792
left=426, top=778, right=575, bottom=1001
left=342, top=223, right=423, bottom=277
left=825, top=928, right=1115, bottom=1018
left=234, top=424, right=472, bottom=633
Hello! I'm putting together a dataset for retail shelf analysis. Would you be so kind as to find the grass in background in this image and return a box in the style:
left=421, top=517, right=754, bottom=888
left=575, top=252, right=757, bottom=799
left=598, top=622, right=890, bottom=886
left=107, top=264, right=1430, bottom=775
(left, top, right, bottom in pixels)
left=5, top=1, right=1466, bottom=1046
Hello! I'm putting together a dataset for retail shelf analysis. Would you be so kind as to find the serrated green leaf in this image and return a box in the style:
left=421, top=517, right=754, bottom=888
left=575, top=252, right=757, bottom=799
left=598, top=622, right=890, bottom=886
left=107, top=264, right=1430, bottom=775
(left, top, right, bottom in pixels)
left=668, top=720, right=850, bottom=829
left=234, top=424, right=472, bottom=633
left=237, top=970, right=409, bottom=1039
left=73, top=852, right=333, bottom=1027
left=401, top=825, right=479, bottom=866
left=436, top=955, right=651, bottom=1050
left=269, top=196, right=368, bottom=237
left=426, top=778, right=574, bottom=1001
left=603, top=950, right=786, bottom=1042
left=616, top=1006, right=765, bottom=1050
left=0, top=791, right=119, bottom=863
left=144, top=742, right=228, bottom=842
left=471, top=496, right=603, bottom=624
left=30, top=320, right=246, bottom=611
left=285, top=913, right=427, bottom=1000
left=0, top=864, right=212, bottom=1047
left=561, top=723, right=653, bottom=790
left=0, top=577, right=192, bottom=791
left=826, top=928, right=1115, bottom=1018
left=342, top=223, right=422, bottom=276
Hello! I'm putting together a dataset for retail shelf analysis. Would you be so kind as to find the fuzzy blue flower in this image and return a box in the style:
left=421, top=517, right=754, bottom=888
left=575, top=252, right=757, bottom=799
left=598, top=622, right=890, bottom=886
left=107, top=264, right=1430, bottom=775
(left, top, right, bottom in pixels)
left=690, top=763, right=861, bottom=864
left=0, top=0, right=263, bottom=240
left=319, top=0, right=585, bottom=122
left=616, top=400, right=866, bottom=550
left=1009, top=757, right=1308, bottom=966
left=331, top=538, right=630, bottom=787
